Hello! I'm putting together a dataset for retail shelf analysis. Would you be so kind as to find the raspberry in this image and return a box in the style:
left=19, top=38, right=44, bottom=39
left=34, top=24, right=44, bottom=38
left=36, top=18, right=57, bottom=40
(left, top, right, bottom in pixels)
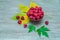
left=38, top=7, right=42, bottom=11
left=32, top=17, right=35, bottom=20
left=29, top=16, right=33, bottom=19
left=18, top=20, right=22, bottom=24
left=27, top=6, right=44, bottom=21
left=30, top=7, right=34, bottom=10
left=37, top=16, right=40, bottom=19
left=40, top=15, right=43, bottom=18
left=21, top=16, right=24, bottom=20
left=45, top=21, right=49, bottom=25
left=24, top=24, right=27, bottom=28
left=33, top=13, right=37, bottom=17
left=16, top=16, right=20, bottom=20
left=35, top=18, right=38, bottom=20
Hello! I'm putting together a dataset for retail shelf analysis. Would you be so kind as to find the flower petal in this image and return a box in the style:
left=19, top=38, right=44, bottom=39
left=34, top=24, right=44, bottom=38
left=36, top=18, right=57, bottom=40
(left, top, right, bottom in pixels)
left=18, top=4, right=29, bottom=13
left=30, top=2, right=38, bottom=8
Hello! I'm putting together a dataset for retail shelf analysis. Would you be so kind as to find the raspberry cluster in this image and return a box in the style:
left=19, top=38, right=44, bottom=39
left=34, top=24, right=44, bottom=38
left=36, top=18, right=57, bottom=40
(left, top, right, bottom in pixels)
left=27, top=6, right=44, bottom=21
left=16, top=16, right=27, bottom=28
left=16, top=16, right=25, bottom=24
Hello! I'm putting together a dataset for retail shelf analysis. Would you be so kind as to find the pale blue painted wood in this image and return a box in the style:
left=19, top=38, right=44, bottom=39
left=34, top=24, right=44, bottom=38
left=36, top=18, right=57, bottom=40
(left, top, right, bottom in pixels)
left=0, top=0, right=60, bottom=40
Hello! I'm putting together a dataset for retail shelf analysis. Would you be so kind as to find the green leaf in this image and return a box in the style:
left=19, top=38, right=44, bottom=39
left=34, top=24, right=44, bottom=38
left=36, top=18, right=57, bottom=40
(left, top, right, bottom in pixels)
left=40, top=25, right=50, bottom=31
left=28, top=24, right=36, bottom=32
left=37, top=25, right=49, bottom=37
left=42, top=31, right=49, bottom=37
left=37, top=28, right=41, bottom=36
left=37, top=30, right=41, bottom=36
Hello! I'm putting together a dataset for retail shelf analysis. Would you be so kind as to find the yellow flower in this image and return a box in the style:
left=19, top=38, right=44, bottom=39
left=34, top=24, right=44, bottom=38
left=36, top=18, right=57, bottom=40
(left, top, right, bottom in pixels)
left=30, top=2, right=38, bottom=8
left=18, top=2, right=38, bottom=13
left=18, top=4, right=29, bottom=13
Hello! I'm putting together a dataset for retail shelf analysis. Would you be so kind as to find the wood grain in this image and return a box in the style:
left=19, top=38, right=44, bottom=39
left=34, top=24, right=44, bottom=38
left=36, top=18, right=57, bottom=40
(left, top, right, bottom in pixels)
left=0, top=0, right=60, bottom=40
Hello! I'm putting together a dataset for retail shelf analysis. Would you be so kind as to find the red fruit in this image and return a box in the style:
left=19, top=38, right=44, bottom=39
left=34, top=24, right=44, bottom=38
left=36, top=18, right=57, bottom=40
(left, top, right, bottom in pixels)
left=40, top=15, right=43, bottom=18
left=29, top=16, right=33, bottom=19
left=18, top=20, right=22, bottom=24
left=36, top=6, right=42, bottom=11
left=37, top=16, right=40, bottom=19
left=33, top=13, right=37, bottom=17
left=21, top=16, right=25, bottom=20
left=45, top=21, right=49, bottom=25
left=27, top=7, right=44, bottom=21
left=27, top=11, right=34, bottom=16
left=29, top=10, right=34, bottom=12
left=42, top=11, right=44, bottom=15
left=32, top=17, right=35, bottom=20
left=24, top=24, right=27, bottom=28
left=16, top=16, right=20, bottom=20
left=37, top=13, right=41, bottom=16
left=35, top=18, right=38, bottom=21
left=29, top=12, right=33, bottom=15
left=34, top=9, right=38, bottom=13
left=30, top=7, right=34, bottom=10
left=39, top=7, right=42, bottom=11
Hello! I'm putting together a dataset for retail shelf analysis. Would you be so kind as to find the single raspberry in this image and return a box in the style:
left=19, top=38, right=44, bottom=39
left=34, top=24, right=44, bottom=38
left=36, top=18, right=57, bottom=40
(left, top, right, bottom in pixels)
left=24, top=24, right=27, bottom=28
left=45, top=21, right=49, bottom=25
left=16, top=16, right=20, bottom=20
left=21, top=16, right=25, bottom=20
left=18, top=20, right=22, bottom=24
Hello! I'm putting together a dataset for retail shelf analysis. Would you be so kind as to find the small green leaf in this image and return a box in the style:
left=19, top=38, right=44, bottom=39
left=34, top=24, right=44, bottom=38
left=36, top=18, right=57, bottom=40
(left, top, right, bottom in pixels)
left=43, top=27, right=50, bottom=31
left=42, top=31, right=49, bottom=37
left=28, top=24, right=36, bottom=32
left=37, top=25, right=49, bottom=37
left=37, top=30, right=41, bottom=36
left=29, top=29, right=32, bottom=32
left=40, top=25, right=50, bottom=31
left=37, top=28, right=41, bottom=36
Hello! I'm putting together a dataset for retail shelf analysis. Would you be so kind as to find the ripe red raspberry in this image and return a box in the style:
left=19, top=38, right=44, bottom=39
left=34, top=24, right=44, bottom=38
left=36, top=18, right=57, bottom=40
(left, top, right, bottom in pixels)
left=21, top=16, right=25, bottom=20
left=45, top=21, right=49, bottom=25
left=16, top=16, right=20, bottom=20
left=33, top=13, right=37, bottom=17
left=27, top=7, right=44, bottom=21
left=18, top=20, right=22, bottom=24
left=24, top=24, right=27, bottom=28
